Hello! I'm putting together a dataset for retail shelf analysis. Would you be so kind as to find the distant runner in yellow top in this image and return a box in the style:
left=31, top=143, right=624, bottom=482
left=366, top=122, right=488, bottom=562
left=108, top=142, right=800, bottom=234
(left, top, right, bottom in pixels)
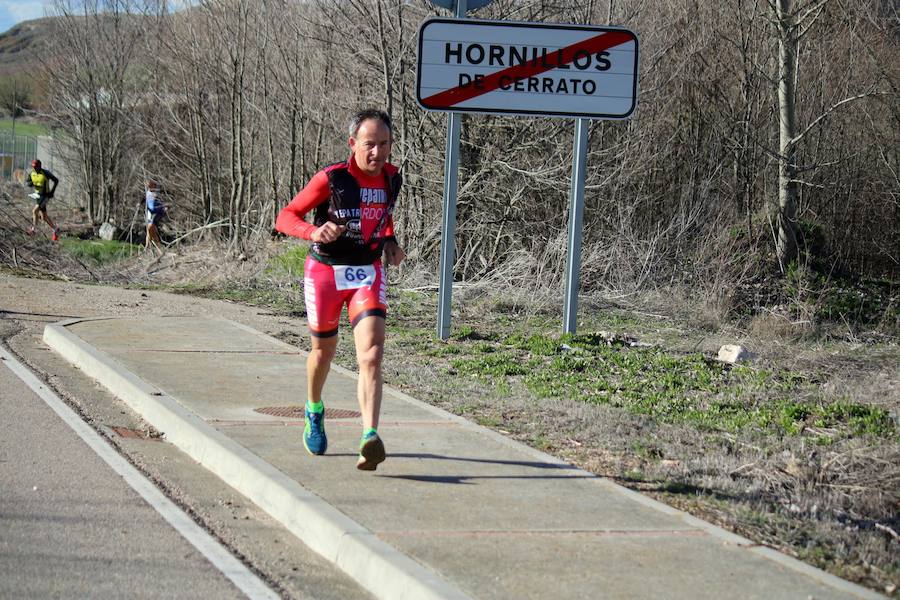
left=25, top=159, right=60, bottom=241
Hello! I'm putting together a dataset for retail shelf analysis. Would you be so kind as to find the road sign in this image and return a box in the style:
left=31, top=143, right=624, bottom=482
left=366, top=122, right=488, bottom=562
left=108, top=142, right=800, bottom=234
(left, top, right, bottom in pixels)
left=417, top=18, right=639, bottom=119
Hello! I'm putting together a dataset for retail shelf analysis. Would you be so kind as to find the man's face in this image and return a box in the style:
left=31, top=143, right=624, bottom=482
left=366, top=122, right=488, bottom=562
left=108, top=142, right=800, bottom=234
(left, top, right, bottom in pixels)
left=349, top=119, right=392, bottom=176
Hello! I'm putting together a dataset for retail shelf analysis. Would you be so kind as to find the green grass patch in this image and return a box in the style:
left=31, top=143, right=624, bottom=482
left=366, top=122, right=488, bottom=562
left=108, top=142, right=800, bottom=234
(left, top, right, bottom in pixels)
left=451, top=352, right=532, bottom=378
left=443, top=329, right=895, bottom=439
left=59, top=238, right=141, bottom=265
left=264, top=244, right=308, bottom=277
left=0, top=118, right=51, bottom=137
left=424, top=343, right=464, bottom=357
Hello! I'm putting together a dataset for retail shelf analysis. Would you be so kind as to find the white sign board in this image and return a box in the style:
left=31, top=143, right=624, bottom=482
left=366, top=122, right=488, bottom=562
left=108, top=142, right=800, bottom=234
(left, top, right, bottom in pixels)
left=417, top=18, right=639, bottom=119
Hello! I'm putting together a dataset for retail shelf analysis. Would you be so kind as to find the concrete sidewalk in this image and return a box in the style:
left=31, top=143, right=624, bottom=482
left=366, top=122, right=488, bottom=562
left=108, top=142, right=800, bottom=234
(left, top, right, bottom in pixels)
left=44, top=316, right=880, bottom=600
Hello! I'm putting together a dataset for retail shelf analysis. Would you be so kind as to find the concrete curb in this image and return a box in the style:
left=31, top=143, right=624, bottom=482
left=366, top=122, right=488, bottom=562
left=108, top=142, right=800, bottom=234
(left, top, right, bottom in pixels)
left=43, top=319, right=472, bottom=600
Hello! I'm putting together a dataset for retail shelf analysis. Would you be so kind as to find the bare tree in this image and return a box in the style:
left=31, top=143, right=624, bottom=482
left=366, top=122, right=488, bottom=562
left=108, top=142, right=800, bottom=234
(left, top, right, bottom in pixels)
left=46, top=0, right=152, bottom=225
left=769, top=0, right=889, bottom=271
left=0, top=78, right=30, bottom=118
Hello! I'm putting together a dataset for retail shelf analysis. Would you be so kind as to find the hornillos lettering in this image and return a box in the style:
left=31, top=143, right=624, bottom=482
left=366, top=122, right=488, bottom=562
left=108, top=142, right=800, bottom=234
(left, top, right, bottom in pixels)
left=445, top=43, right=611, bottom=71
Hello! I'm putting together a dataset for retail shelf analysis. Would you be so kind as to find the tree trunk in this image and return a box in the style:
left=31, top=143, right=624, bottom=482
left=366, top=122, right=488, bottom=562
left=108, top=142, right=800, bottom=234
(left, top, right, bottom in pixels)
left=775, top=0, right=800, bottom=271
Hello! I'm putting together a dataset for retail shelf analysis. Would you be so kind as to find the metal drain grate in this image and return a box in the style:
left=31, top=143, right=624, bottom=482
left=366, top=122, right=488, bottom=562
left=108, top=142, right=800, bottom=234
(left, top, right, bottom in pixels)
left=253, top=406, right=361, bottom=419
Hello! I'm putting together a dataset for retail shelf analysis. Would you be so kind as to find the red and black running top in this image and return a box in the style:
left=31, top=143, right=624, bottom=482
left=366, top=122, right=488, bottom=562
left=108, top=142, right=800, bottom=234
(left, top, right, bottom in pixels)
left=276, top=158, right=401, bottom=265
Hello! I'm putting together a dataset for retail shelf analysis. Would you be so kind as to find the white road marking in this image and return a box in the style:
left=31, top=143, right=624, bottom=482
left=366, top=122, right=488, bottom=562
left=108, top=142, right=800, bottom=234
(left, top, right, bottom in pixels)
left=0, top=346, right=280, bottom=600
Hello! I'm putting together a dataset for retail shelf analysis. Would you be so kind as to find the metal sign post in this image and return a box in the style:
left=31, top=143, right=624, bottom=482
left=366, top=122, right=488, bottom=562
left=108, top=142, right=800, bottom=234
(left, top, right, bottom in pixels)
left=437, top=107, right=462, bottom=340
left=436, top=0, right=468, bottom=341
left=563, top=118, right=589, bottom=334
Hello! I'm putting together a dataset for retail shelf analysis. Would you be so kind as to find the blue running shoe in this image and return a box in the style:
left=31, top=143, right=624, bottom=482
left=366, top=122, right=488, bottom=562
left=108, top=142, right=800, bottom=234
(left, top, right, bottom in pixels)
left=303, top=407, right=327, bottom=455
left=356, top=432, right=385, bottom=471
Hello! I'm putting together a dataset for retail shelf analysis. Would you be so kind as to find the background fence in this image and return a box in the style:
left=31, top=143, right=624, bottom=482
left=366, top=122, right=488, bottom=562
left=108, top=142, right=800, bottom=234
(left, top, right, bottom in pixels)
left=0, top=133, right=38, bottom=182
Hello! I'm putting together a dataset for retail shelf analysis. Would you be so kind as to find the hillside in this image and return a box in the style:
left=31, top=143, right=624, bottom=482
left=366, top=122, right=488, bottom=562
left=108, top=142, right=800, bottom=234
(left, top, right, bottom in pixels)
left=0, top=17, right=59, bottom=78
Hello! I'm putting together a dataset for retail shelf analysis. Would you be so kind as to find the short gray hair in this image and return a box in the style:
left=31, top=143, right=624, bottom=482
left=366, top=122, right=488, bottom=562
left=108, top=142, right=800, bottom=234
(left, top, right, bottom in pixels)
left=349, top=109, right=392, bottom=138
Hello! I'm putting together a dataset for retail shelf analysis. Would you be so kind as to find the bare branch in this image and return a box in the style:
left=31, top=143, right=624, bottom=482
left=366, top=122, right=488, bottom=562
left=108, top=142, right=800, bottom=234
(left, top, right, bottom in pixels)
left=790, top=90, right=888, bottom=146
left=798, top=0, right=831, bottom=39
left=797, top=0, right=833, bottom=26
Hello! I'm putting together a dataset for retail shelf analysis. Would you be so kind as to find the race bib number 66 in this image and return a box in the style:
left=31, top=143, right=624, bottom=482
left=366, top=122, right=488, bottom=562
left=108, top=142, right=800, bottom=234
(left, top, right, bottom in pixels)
left=333, top=264, right=376, bottom=290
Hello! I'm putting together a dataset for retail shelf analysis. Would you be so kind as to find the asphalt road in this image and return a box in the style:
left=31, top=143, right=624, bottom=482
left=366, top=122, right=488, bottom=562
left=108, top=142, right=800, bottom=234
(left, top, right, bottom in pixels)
left=0, top=273, right=372, bottom=600
left=0, top=356, right=249, bottom=599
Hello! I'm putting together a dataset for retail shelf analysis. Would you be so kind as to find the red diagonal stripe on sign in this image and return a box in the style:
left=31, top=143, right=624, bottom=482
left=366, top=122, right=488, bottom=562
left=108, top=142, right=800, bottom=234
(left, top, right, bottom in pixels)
left=422, top=30, right=634, bottom=109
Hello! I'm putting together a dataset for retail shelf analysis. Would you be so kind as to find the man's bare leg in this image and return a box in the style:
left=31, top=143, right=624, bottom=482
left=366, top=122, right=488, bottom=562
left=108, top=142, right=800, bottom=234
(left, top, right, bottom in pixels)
left=40, top=210, right=56, bottom=230
left=307, top=334, right=338, bottom=403
left=353, top=316, right=385, bottom=430
left=353, top=316, right=386, bottom=470
left=32, top=206, right=56, bottom=238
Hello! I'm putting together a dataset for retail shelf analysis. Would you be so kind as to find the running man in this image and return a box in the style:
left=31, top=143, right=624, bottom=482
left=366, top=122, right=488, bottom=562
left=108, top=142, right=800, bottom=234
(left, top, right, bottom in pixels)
left=275, top=109, right=405, bottom=471
left=144, top=180, right=166, bottom=255
left=25, top=159, right=60, bottom=241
